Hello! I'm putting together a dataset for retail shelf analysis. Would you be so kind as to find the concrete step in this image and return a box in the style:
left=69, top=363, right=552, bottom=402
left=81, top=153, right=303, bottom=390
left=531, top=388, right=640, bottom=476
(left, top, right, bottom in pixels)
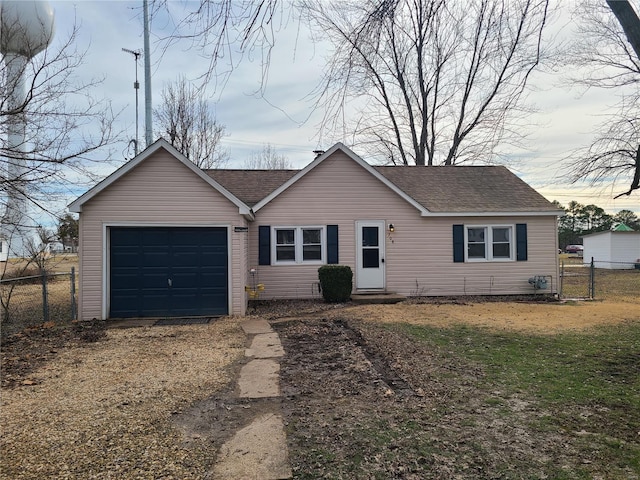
left=351, top=293, right=406, bottom=304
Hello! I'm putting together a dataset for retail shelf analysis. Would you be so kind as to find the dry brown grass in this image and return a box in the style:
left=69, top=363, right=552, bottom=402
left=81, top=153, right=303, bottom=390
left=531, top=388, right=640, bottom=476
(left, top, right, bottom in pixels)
left=1, top=275, right=75, bottom=337
left=1, top=254, right=78, bottom=277
left=1, top=318, right=246, bottom=480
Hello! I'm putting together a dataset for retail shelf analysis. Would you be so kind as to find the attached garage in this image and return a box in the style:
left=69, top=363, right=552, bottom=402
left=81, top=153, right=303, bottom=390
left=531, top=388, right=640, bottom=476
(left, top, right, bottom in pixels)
left=69, top=139, right=253, bottom=320
left=109, top=227, right=229, bottom=317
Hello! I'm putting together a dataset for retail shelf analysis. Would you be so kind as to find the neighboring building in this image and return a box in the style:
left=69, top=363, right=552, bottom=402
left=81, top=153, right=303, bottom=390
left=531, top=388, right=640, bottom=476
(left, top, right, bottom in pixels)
left=69, top=139, right=562, bottom=320
left=0, top=235, right=8, bottom=262
left=582, top=228, right=640, bottom=270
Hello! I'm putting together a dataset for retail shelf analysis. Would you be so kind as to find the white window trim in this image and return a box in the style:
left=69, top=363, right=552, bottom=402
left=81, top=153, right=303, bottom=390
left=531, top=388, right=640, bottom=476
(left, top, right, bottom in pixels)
left=464, top=224, right=515, bottom=262
left=272, top=226, right=326, bottom=265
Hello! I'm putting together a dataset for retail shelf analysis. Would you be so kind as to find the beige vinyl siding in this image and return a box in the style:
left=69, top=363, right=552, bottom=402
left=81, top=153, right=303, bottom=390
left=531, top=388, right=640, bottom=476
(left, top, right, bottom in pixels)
left=386, top=216, right=559, bottom=296
left=249, top=151, right=559, bottom=299
left=78, top=150, right=247, bottom=320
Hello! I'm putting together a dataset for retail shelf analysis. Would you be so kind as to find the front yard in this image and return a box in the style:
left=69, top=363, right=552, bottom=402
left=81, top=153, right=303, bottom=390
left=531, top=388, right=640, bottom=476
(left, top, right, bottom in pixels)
left=1, top=286, right=639, bottom=479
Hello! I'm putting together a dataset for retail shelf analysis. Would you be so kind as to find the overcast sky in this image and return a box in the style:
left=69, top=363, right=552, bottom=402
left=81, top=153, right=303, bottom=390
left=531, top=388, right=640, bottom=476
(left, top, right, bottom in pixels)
left=47, top=0, right=639, bottom=214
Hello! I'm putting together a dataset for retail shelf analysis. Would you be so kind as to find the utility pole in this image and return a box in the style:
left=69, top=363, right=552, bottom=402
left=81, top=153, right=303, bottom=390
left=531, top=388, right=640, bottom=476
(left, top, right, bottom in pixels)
left=122, top=48, right=141, bottom=156
left=143, top=0, right=152, bottom=147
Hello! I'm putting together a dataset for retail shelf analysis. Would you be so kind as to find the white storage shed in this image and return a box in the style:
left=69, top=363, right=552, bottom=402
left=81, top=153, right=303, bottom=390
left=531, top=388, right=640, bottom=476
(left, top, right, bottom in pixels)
left=582, top=230, right=640, bottom=269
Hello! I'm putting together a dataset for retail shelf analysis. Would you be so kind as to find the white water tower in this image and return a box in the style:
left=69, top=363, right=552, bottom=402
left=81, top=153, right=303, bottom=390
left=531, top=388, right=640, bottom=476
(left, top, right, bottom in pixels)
left=0, top=0, right=55, bottom=258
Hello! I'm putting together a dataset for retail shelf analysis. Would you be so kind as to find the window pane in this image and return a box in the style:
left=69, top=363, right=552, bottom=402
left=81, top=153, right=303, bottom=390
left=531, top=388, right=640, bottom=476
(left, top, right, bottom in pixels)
left=276, top=229, right=295, bottom=245
left=362, top=227, right=379, bottom=247
left=493, top=243, right=510, bottom=258
left=468, top=243, right=486, bottom=259
left=492, top=227, right=510, bottom=243
left=362, top=248, right=379, bottom=268
left=276, top=245, right=295, bottom=261
left=303, top=245, right=322, bottom=261
left=467, top=228, right=485, bottom=243
left=302, top=229, right=321, bottom=244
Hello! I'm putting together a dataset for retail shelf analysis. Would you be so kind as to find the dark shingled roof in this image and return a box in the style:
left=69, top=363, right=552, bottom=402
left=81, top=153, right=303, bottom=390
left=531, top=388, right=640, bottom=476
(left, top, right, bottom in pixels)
left=206, top=165, right=557, bottom=213
left=205, top=169, right=298, bottom=207
left=373, top=165, right=558, bottom=213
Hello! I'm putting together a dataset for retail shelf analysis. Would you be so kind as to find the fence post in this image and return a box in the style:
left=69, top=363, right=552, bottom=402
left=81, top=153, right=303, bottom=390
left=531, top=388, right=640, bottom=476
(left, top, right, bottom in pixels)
left=70, top=267, right=77, bottom=320
left=590, top=257, right=595, bottom=300
left=41, top=270, right=50, bottom=323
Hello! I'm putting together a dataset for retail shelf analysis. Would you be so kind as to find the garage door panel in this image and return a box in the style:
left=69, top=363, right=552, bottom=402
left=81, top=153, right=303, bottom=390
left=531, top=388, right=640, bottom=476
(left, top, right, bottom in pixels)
left=143, top=252, right=170, bottom=267
left=109, top=227, right=228, bottom=318
left=141, top=271, right=170, bottom=288
left=172, top=252, right=199, bottom=267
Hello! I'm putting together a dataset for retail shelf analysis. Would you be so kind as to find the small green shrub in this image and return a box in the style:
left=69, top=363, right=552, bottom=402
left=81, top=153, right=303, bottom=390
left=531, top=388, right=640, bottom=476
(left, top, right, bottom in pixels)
left=318, top=265, right=353, bottom=303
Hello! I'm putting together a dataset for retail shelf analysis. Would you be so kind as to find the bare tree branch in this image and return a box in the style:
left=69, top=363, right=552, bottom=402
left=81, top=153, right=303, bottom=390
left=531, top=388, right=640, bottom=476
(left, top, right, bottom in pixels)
left=154, top=76, right=228, bottom=169
left=567, top=0, right=640, bottom=197
left=303, top=0, right=553, bottom=166
left=1, top=17, right=122, bottom=257
left=150, top=0, right=289, bottom=92
left=242, top=143, right=292, bottom=169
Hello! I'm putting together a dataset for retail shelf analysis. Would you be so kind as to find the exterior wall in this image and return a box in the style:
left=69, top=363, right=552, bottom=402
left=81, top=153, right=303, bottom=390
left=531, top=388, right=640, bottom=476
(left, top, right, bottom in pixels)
left=584, top=232, right=640, bottom=269
left=77, top=150, right=247, bottom=320
left=0, top=239, right=7, bottom=262
left=612, top=233, right=640, bottom=267
left=249, top=151, right=559, bottom=299
left=583, top=232, right=610, bottom=268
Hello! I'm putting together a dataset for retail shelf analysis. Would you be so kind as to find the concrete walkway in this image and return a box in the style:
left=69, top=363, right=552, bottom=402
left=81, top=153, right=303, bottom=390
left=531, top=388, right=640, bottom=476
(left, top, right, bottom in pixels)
left=211, top=319, right=292, bottom=479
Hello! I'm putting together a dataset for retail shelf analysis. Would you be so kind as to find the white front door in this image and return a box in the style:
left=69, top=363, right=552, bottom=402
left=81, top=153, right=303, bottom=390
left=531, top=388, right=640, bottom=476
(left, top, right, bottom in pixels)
left=356, top=220, right=385, bottom=290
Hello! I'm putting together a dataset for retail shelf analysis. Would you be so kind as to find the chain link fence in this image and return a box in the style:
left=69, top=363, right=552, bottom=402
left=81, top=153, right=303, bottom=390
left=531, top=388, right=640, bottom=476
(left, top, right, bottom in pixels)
left=560, top=259, right=640, bottom=300
left=1, top=268, right=77, bottom=338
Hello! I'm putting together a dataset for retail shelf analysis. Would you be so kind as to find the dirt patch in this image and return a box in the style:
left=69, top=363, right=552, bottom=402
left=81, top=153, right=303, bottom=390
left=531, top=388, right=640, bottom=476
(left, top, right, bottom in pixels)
left=272, top=317, right=530, bottom=478
left=1, top=319, right=106, bottom=388
left=172, top=390, right=283, bottom=452
left=0, top=319, right=245, bottom=479
left=272, top=314, right=639, bottom=478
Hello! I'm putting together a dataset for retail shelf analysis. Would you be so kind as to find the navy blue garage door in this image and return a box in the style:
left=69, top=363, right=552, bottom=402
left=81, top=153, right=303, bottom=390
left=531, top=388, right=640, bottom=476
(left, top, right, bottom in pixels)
left=110, top=227, right=228, bottom=318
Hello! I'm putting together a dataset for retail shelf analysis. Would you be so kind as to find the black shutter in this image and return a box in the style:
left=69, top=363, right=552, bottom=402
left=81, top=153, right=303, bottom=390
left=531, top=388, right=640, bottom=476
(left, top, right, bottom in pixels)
left=327, top=225, right=339, bottom=264
left=516, top=223, right=528, bottom=261
left=259, top=226, right=271, bottom=265
left=453, top=224, right=464, bottom=263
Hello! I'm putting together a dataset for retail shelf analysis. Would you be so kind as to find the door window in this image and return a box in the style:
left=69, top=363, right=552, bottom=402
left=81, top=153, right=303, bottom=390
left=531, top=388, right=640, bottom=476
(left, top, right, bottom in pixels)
left=362, top=226, right=380, bottom=268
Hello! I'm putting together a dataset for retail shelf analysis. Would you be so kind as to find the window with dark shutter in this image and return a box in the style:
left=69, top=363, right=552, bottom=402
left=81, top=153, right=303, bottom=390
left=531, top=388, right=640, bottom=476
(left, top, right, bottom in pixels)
left=327, top=225, right=339, bottom=264
left=453, top=224, right=464, bottom=262
left=258, top=225, right=271, bottom=265
left=516, top=223, right=528, bottom=261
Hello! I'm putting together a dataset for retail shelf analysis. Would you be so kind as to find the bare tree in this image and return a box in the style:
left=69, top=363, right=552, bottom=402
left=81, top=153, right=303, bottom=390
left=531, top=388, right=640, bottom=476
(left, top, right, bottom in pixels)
left=243, top=143, right=292, bottom=169
left=1, top=16, right=120, bottom=260
left=567, top=0, right=640, bottom=198
left=154, top=76, right=228, bottom=169
left=302, top=0, right=553, bottom=166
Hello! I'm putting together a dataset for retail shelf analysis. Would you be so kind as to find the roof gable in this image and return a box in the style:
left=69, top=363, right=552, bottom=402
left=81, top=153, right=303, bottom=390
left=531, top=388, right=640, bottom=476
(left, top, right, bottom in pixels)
left=250, top=143, right=429, bottom=215
left=69, top=138, right=252, bottom=216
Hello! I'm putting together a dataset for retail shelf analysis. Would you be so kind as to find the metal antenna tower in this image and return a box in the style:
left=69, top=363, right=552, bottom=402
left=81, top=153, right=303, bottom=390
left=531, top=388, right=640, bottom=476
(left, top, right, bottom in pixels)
left=122, top=48, right=142, bottom=156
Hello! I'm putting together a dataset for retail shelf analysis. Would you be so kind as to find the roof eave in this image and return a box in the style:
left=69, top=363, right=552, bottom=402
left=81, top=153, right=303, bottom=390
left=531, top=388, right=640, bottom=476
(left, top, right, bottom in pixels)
left=420, top=210, right=564, bottom=217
